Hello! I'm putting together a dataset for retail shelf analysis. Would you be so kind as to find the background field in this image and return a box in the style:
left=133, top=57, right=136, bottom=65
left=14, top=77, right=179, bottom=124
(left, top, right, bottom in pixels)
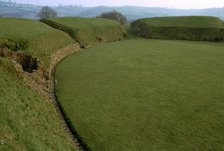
left=0, top=18, right=75, bottom=66
left=0, top=58, right=76, bottom=151
left=41, top=17, right=126, bottom=48
left=55, top=39, right=224, bottom=151
left=131, top=16, right=224, bottom=41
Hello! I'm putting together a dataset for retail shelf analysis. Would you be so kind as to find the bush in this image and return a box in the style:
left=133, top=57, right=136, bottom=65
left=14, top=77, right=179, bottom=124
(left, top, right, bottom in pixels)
left=97, top=11, right=127, bottom=25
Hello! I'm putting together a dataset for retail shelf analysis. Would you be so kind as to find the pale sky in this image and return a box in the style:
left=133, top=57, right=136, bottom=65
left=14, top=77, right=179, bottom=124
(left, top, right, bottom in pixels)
left=9, top=0, right=224, bottom=9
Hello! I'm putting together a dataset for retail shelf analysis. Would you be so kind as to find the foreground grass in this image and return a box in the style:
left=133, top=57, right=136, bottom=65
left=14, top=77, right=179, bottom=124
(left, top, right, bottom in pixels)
left=0, top=58, right=76, bottom=151
left=56, top=39, right=224, bottom=151
left=0, top=18, right=75, bottom=66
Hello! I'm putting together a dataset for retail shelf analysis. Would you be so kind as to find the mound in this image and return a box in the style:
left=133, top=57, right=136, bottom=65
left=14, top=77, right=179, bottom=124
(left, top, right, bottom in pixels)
left=0, top=18, right=79, bottom=150
left=131, top=16, right=224, bottom=41
left=41, top=17, right=127, bottom=48
left=0, top=58, right=76, bottom=151
left=0, top=18, right=76, bottom=66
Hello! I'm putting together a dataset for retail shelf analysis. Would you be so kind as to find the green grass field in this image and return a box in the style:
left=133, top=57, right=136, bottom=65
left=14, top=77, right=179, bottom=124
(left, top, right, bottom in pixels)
left=41, top=17, right=126, bottom=48
left=0, top=18, right=75, bottom=66
left=0, top=58, right=77, bottom=151
left=55, top=39, right=224, bottom=151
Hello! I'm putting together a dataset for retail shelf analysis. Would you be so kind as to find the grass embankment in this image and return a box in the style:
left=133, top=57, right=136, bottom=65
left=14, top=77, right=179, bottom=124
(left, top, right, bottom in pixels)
left=131, top=16, right=224, bottom=41
left=56, top=39, right=224, bottom=151
left=41, top=17, right=127, bottom=48
left=0, top=18, right=77, bottom=150
left=0, top=18, right=75, bottom=66
left=0, top=58, right=76, bottom=151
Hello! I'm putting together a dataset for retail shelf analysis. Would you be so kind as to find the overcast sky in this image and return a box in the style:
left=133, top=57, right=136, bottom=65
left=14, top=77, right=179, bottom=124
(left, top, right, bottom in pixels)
left=8, top=0, right=224, bottom=9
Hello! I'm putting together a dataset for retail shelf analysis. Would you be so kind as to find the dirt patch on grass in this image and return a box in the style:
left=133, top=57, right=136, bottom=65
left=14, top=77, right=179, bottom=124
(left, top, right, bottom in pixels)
left=16, top=53, right=37, bottom=73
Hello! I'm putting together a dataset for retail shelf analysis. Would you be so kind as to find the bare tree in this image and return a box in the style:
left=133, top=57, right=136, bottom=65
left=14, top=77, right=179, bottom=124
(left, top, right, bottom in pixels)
left=36, top=6, right=57, bottom=20
left=97, top=10, right=127, bottom=24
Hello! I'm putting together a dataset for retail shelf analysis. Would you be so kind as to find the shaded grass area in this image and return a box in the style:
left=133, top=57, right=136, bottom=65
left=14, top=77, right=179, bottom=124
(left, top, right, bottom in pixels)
left=56, top=39, right=224, bottom=151
left=0, top=58, right=77, bottom=151
left=131, top=16, right=224, bottom=41
left=0, top=18, right=75, bottom=66
left=41, top=17, right=126, bottom=48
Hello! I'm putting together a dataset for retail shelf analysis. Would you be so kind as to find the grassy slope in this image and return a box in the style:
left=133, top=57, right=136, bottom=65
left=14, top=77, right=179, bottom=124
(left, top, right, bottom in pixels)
left=0, top=18, right=75, bottom=66
left=131, top=16, right=224, bottom=41
left=140, top=16, right=224, bottom=28
left=56, top=39, right=224, bottom=151
left=41, top=17, right=126, bottom=47
left=0, top=58, right=76, bottom=151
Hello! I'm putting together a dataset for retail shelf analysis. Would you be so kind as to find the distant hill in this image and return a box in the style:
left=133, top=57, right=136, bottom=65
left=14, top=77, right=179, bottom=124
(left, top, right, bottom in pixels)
left=77, top=6, right=224, bottom=21
left=0, top=1, right=224, bottom=20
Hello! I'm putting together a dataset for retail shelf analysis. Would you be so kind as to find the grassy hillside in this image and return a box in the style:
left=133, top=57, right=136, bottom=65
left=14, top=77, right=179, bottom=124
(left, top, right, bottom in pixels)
left=0, top=18, right=75, bottom=66
left=56, top=39, right=224, bottom=151
left=131, top=16, right=224, bottom=41
left=0, top=18, right=78, bottom=150
left=0, top=58, right=76, bottom=151
left=41, top=17, right=127, bottom=48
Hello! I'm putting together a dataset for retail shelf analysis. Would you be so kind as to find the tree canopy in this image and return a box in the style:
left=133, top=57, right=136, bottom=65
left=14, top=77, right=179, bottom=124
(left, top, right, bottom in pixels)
left=97, top=11, right=127, bottom=24
left=36, top=6, right=57, bottom=20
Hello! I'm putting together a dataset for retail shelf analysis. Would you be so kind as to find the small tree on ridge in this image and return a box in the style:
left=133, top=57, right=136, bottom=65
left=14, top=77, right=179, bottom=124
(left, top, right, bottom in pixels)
left=36, top=6, right=57, bottom=20
left=97, top=10, right=127, bottom=24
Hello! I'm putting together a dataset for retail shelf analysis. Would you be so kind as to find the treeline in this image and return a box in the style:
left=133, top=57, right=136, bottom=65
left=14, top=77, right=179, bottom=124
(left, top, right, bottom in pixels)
left=0, top=1, right=224, bottom=20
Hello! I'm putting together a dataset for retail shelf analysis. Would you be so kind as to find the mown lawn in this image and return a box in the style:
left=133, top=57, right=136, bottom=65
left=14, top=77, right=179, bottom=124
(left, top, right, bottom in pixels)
left=55, top=39, right=224, bottom=151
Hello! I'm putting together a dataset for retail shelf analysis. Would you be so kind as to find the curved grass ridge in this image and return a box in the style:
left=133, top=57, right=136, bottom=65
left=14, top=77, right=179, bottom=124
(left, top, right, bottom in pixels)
left=0, top=18, right=76, bottom=66
left=41, top=17, right=127, bottom=48
left=131, top=16, right=224, bottom=41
